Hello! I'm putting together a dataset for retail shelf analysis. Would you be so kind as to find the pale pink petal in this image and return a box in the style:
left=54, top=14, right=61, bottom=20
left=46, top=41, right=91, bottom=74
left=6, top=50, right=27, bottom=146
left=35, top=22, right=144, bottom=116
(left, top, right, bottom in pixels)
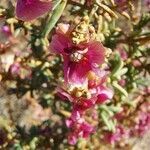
left=56, top=87, right=73, bottom=102
left=66, top=119, right=73, bottom=128
left=68, top=133, right=78, bottom=145
left=56, top=23, right=70, bottom=34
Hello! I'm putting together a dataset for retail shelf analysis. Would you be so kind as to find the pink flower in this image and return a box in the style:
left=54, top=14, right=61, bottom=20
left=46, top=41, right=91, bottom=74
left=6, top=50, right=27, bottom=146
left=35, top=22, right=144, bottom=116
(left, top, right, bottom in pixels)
left=66, top=110, right=94, bottom=145
left=116, top=45, right=128, bottom=61
left=134, top=112, right=150, bottom=136
left=16, top=0, right=52, bottom=21
left=57, top=81, right=113, bottom=111
left=10, top=62, right=21, bottom=76
left=50, top=24, right=105, bottom=84
left=57, top=87, right=97, bottom=111
left=132, top=60, right=142, bottom=67
left=118, top=79, right=126, bottom=87
left=1, top=25, right=11, bottom=36
left=105, top=126, right=129, bottom=144
left=96, top=86, right=113, bottom=104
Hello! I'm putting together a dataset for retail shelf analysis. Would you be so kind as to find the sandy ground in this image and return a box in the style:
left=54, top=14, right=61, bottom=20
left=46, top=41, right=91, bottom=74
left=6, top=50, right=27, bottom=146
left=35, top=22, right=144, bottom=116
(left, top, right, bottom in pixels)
left=132, top=130, right=150, bottom=150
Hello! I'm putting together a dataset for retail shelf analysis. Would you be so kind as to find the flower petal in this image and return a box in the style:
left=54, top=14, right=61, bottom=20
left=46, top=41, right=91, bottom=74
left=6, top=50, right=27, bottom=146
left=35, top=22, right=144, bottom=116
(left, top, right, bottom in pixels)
left=16, top=0, right=52, bottom=21
left=56, top=87, right=73, bottom=102
left=97, top=86, right=113, bottom=104
left=87, top=41, right=105, bottom=65
left=50, top=33, right=71, bottom=54
left=63, top=56, right=91, bottom=84
left=73, top=97, right=97, bottom=111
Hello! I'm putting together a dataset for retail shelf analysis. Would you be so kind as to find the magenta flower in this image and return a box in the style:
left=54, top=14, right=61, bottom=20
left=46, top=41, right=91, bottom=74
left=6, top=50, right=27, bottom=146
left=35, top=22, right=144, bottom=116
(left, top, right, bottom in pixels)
left=57, top=87, right=97, bottom=111
left=104, top=126, right=129, bottom=144
left=96, top=86, right=114, bottom=104
left=57, top=81, right=113, bottom=112
left=134, top=111, right=150, bottom=136
left=10, top=62, right=21, bottom=76
left=16, top=0, right=52, bottom=21
left=66, top=110, right=94, bottom=145
left=1, top=25, right=11, bottom=36
left=50, top=24, right=105, bottom=84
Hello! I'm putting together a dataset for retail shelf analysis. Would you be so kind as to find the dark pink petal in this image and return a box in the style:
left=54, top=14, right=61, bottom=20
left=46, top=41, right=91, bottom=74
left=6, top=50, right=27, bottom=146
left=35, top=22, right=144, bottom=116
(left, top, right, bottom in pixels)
left=50, top=33, right=72, bottom=54
left=96, top=86, right=113, bottom=104
left=80, top=122, right=94, bottom=138
left=71, top=110, right=83, bottom=122
left=16, top=0, right=52, bottom=21
left=86, top=41, right=105, bottom=65
left=104, top=126, right=129, bottom=144
left=73, top=97, right=97, bottom=111
left=63, top=56, right=91, bottom=83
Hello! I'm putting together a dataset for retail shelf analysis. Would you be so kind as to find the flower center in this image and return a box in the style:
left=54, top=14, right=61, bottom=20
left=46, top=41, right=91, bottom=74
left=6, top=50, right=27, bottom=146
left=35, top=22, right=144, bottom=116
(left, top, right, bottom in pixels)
left=70, top=52, right=84, bottom=62
left=70, top=48, right=88, bottom=62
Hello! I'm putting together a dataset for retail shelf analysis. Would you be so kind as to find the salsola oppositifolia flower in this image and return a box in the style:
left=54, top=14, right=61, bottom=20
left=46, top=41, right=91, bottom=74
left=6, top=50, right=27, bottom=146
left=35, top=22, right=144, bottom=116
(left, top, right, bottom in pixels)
left=51, top=22, right=113, bottom=144
left=16, top=0, right=52, bottom=21
left=57, top=72, right=113, bottom=112
left=104, top=126, right=129, bottom=144
left=66, top=110, right=94, bottom=145
left=57, top=75, right=113, bottom=145
left=50, top=23, right=105, bottom=84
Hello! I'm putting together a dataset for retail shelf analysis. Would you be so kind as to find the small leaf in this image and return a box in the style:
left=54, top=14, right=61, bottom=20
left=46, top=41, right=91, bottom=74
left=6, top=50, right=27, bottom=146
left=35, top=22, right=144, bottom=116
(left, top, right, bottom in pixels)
left=101, top=111, right=112, bottom=131
left=111, top=54, right=124, bottom=77
left=112, top=81, right=128, bottom=97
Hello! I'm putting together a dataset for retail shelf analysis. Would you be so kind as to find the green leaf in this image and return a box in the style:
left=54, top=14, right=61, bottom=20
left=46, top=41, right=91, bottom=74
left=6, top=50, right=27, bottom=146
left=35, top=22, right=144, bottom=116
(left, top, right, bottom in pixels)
left=111, top=54, right=124, bottom=77
left=41, top=0, right=67, bottom=38
left=101, top=111, right=112, bottom=131
left=112, top=81, right=128, bottom=97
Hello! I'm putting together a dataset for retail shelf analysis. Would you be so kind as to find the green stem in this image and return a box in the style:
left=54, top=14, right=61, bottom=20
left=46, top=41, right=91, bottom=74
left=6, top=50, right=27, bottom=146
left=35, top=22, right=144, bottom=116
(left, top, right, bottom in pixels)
left=41, top=0, right=67, bottom=38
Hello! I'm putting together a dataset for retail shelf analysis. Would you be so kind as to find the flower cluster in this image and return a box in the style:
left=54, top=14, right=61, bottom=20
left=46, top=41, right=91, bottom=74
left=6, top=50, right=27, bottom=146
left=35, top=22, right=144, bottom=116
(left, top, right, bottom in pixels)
left=0, top=0, right=149, bottom=149
left=50, top=21, right=113, bottom=144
